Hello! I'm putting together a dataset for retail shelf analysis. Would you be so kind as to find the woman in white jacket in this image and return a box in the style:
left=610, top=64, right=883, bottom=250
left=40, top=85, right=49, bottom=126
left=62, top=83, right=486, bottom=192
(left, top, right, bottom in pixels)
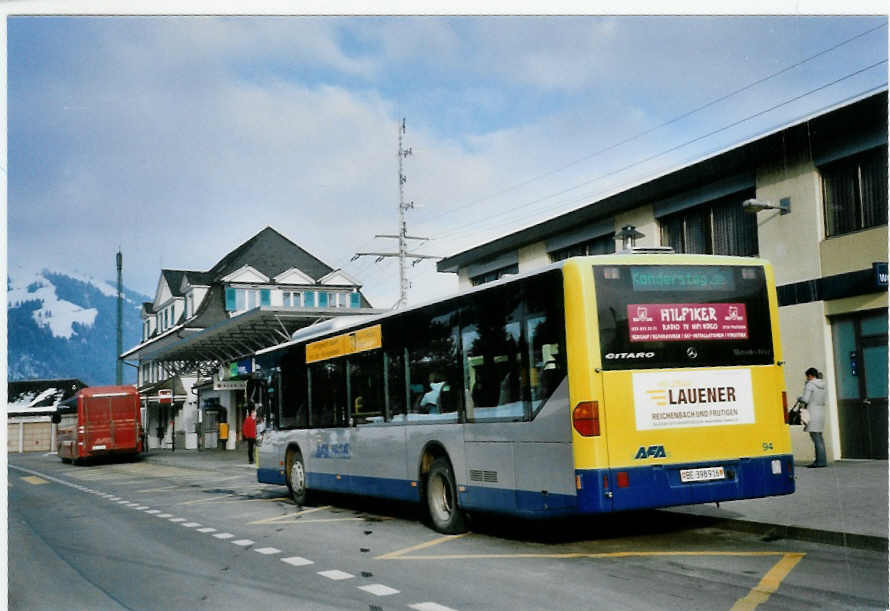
left=799, top=367, right=828, bottom=468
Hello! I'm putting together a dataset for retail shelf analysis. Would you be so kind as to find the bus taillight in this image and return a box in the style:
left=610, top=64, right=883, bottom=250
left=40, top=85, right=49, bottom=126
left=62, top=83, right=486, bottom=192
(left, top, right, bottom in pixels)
left=573, top=401, right=600, bottom=436
left=782, top=391, right=789, bottom=424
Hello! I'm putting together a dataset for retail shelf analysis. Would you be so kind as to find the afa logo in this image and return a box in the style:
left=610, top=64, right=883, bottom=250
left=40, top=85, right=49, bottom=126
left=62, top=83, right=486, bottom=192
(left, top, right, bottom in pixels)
left=634, top=445, right=667, bottom=459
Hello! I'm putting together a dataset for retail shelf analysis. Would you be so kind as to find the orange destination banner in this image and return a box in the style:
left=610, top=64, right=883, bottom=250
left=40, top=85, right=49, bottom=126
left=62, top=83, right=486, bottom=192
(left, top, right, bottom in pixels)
left=306, top=324, right=382, bottom=363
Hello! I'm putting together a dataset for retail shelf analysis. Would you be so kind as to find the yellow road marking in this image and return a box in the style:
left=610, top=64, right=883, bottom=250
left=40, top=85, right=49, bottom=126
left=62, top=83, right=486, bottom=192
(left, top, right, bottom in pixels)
left=248, top=505, right=332, bottom=525
left=376, top=533, right=471, bottom=560
left=21, top=476, right=48, bottom=485
left=730, top=553, right=804, bottom=611
left=388, top=550, right=792, bottom=560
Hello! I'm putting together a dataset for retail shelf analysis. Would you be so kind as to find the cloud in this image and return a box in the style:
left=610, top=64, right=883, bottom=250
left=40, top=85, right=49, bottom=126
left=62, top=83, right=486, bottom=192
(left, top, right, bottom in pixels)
left=8, top=15, right=887, bottom=310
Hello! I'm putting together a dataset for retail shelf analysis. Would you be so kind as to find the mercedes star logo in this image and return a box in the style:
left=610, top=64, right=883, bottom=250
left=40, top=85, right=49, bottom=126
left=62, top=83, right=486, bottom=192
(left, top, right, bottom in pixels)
left=686, top=347, right=698, bottom=359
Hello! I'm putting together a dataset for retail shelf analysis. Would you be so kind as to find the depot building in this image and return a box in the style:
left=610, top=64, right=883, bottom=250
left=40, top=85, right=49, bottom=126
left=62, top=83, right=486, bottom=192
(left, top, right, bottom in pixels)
left=438, top=91, right=888, bottom=464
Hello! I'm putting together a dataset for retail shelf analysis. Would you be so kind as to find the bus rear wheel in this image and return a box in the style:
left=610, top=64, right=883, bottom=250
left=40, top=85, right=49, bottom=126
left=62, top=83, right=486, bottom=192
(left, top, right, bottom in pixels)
left=287, top=450, right=310, bottom=506
left=426, top=457, right=466, bottom=534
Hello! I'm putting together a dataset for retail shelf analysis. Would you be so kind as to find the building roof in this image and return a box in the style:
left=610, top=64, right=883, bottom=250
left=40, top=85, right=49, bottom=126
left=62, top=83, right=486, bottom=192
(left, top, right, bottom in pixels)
left=182, top=270, right=214, bottom=286
left=437, top=89, right=888, bottom=273
left=8, top=378, right=88, bottom=415
left=207, top=226, right=334, bottom=282
left=161, top=269, right=188, bottom=297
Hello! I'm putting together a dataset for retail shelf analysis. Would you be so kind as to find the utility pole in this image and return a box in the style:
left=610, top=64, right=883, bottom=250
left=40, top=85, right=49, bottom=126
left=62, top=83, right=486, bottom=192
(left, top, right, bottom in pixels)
left=352, top=117, right=439, bottom=308
left=116, top=249, right=123, bottom=385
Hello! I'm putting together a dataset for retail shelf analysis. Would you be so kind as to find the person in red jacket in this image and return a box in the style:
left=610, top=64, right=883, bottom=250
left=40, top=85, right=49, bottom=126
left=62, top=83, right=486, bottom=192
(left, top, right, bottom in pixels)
left=242, top=408, right=257, bottom=464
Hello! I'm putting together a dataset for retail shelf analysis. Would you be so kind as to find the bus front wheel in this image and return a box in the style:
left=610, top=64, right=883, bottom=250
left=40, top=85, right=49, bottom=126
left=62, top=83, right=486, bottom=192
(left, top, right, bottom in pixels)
left=287, top=450, right=310, bottom=506
left=426, top=458, right=466, bottom=534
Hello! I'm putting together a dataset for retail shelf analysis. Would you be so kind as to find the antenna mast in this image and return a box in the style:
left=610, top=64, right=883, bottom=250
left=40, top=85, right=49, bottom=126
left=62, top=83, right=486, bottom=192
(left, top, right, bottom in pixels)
left=352, top=118, right=438, bottom=308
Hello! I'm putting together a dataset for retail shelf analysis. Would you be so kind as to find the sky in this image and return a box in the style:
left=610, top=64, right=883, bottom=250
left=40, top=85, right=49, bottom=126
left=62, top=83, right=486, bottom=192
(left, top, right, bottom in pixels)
left=5, top=8, right=889, bottom=309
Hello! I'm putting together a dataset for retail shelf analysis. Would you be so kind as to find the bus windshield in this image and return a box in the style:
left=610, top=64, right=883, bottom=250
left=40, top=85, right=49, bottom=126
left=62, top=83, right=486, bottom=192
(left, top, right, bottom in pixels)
left=594, top=264, right=774, bottom=370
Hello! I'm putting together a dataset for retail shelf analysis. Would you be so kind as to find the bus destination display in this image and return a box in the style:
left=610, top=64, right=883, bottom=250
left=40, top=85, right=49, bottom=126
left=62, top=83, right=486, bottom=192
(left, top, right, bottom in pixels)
left=631, top=267, right=735, bottom=291
left=627, top=303, right=748, bottom=342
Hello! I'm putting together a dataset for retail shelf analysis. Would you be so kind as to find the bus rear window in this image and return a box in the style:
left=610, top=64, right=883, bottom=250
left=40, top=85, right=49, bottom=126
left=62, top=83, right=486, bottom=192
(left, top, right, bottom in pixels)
left=593, top=265, right=774, bottom=370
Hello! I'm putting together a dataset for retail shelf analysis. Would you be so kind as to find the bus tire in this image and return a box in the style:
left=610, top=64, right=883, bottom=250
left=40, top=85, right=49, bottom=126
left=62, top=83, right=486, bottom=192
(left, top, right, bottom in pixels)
left=426, top=457, right=466, bottom=534
left=287, top=450, right=311, bottom=506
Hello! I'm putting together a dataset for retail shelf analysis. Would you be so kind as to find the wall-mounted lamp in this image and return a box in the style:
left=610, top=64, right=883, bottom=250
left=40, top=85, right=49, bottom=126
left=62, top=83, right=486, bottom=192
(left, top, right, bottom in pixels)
left=742, top=197, right=791, bottom=215
left=615, top=225, right=645, bottom=250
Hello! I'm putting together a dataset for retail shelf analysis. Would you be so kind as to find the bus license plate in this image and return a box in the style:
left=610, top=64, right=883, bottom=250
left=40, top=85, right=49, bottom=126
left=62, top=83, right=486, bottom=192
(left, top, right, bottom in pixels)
left=680, top=466, right=725, bottom=483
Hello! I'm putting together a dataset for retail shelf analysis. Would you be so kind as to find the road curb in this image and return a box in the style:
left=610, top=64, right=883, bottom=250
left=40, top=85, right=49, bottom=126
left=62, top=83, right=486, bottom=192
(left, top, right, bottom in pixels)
left=695, top=515, right=888, bottom=552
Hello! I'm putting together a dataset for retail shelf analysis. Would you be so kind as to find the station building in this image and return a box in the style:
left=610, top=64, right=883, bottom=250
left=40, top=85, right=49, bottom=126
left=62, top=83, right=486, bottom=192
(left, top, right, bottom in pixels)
left=438, top=91, right=888, bottom=464
left=121, top=226, right=383, bottom=451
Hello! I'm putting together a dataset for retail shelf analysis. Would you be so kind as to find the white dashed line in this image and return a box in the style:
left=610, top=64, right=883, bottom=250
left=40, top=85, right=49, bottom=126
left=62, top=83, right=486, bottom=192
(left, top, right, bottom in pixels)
left=196, top=527, right=217, bottom=533
left=408, top=604, right=458, bottom=611
left=117, top=500, right=129, bottom=504
left=169, top=518, right=186, bottom=523
left=213, top=533, right=235, bottom=540
left=134, top=506, right=149, bottom=510
left=182, top=522, right=202, bottom=528
left=107, top=496, right=120, bottom=500
left=145, top=509, right=160, bottom=514
left=232, top=539, right=254, bottom=547
left=281, top=557, right=314, bottom=567
left=254, top=547, right=281, bottom=555
left=358, top=584, right=400, bottom=597
left=318, top=570, right=353, bottom=581
left=156, top=513, right=173, bottom=518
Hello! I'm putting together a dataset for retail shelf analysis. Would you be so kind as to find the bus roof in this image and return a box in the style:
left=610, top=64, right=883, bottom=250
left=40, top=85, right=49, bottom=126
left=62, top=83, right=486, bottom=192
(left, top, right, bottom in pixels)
left=255, top=253, right=772, bottom=357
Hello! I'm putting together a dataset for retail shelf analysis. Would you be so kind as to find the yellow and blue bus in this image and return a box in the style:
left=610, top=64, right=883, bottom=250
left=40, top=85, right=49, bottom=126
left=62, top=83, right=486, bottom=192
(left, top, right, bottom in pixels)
left=255, top=254, right=794, bottom=533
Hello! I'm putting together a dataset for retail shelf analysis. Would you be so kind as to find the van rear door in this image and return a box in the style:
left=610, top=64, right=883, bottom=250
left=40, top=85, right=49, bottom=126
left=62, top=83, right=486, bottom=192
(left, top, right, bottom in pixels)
left=85, top=396, right=112, bottom=453
left=110, top=394, right=139, bottom=450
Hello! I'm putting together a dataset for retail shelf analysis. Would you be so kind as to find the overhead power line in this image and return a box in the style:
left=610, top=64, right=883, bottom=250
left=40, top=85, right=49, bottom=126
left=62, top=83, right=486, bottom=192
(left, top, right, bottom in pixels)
left=422, top=63, right=888, bottom=246
left=417, top=22, right=888, bottom=228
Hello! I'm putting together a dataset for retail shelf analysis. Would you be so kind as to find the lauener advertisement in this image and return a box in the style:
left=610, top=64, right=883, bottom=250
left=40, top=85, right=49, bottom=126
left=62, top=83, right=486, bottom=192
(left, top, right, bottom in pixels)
left=633, top=369, right=755, bottom=430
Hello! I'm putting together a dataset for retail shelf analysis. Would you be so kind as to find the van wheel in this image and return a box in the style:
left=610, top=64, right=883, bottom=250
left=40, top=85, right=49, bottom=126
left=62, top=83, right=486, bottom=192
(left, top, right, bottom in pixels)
left=426, top=458, right=466, bottom=534
left=287, top=450, right=310, bottom=506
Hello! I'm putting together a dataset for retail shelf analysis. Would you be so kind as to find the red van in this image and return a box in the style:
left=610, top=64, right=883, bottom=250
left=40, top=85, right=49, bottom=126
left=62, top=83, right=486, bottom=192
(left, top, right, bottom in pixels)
left=54, top=385, right=143, bottom=463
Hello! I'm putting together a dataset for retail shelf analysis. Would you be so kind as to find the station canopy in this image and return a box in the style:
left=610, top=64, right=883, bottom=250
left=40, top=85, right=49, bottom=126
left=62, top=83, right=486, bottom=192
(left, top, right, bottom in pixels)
left=136, top=306, right=386, bottom=377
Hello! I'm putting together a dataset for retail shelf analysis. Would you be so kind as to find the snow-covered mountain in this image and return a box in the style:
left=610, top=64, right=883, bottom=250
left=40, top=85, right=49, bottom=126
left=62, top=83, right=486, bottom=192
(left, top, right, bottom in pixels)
left=7, top=269, right=151, bottom=385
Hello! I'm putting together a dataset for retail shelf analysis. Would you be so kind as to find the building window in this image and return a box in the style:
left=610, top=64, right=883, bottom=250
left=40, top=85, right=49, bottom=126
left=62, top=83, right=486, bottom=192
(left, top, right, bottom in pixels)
left=470, top=264, right=519, bottom=287
left=660, top=191, right=758, bottom=256
left=822, top=147, right=888, bottom=238
left=282, top=291, right=303, bottom=307
left=549, top=234, right=616, bottom=262
left=305, top=291, right=316, bottom=307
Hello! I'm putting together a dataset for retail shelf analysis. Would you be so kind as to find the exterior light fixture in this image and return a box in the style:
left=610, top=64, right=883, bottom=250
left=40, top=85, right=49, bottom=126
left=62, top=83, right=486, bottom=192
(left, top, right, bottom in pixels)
left=616, top=225, right=645, bottom=250
left=742, top=197, right=790, bottom=215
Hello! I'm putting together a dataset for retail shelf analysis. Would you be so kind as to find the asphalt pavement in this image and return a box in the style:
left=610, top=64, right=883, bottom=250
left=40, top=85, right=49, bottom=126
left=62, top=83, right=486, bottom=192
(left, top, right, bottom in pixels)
left=142, top=448, right=888, bottom=552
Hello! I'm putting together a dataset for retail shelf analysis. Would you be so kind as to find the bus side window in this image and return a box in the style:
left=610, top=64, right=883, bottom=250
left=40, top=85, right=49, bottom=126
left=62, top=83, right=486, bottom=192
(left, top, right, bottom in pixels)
left=310, top=360, right=347, bottom=428
left=350, top=350, right=385, bottom=425
left=407, top=308, right=462, bottom=420
left=527, top=314, right=565, bottom=413
left=525, top=280, right=567, bottom=415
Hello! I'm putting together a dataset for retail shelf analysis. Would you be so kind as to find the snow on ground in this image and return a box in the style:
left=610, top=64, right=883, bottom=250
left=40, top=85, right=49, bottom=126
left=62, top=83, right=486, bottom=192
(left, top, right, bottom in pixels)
left=7, top=271, right=98, bottom=339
